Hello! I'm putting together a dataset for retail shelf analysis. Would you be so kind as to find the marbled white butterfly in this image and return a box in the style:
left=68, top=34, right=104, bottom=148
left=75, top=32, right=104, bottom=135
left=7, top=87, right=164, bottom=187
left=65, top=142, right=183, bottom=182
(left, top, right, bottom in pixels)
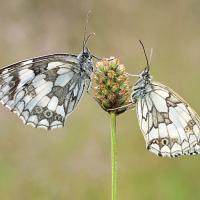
left=131, top=41, right=200, bottom=157
left=0, top=25, right=95, bottom=130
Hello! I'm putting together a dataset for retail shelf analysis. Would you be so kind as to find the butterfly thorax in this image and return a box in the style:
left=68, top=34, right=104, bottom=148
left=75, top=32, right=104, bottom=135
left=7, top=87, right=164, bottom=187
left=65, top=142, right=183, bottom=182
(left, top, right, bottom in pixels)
left=131, top=67, right=152, bottom=103
left=77, top=48, right=93, bottom=79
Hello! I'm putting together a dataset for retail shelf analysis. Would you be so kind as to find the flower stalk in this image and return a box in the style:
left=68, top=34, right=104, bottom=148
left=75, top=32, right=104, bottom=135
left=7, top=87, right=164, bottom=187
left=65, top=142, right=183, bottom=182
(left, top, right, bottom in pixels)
left=110, top=112, right=117, bottom=200
left=93, top=57, right=131, bottom=200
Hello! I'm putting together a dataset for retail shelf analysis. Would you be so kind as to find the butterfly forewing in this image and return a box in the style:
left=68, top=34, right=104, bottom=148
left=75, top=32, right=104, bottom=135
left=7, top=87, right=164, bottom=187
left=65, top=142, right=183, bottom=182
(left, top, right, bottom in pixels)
left=0, top=54, right=89, bottom=130
left=135, top=81, right=200, bottom=157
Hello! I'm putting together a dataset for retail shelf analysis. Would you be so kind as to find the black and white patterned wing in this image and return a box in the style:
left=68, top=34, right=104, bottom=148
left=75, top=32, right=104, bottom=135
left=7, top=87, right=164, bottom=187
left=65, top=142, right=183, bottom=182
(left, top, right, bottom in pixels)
left=136, top=81, right=200, bottom=157
left=0, top=54, right=87, bottom=130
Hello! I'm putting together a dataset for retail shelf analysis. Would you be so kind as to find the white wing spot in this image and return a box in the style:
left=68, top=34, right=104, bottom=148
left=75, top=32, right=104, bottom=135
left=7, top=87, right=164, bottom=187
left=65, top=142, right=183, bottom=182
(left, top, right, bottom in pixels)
left=47, top=62, right=64, bottom=70
left=48, top=96, right=58, bottom=111
left=55, top=72, right=74, bottom=87
left=22, top=60, right=33, bottom=66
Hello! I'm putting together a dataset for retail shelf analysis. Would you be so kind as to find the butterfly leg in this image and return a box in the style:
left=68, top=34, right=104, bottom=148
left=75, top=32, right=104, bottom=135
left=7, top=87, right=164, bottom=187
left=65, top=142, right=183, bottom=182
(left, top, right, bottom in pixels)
left=108, top=102, right=135, bottom=112
left=92, top=55, right=102, bottom=61
left=126, top=73, right=139, bottom=77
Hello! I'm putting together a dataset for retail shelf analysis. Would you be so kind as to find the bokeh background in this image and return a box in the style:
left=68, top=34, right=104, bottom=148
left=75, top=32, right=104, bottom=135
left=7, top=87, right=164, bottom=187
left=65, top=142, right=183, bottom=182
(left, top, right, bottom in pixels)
left=0, top=0, right=199, bottom=199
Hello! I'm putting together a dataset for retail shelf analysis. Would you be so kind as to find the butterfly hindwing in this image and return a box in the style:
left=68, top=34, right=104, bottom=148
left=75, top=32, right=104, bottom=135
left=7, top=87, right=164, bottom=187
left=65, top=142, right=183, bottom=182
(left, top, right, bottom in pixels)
left=0, top=54, right=88, bottom=130
left=136, top=81, right=200, bottom=157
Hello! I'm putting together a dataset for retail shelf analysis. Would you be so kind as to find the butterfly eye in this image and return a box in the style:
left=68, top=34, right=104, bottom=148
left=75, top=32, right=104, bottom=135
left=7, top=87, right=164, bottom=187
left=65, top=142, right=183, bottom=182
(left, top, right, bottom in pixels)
left=83, top=51, right=89, bottom=58
left=83, top=47, right=91, bottom=57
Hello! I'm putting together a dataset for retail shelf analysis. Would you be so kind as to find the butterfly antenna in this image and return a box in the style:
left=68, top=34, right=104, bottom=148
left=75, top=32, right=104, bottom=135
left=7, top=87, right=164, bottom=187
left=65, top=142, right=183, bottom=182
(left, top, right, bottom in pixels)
left=83, top=10, right=92, bottom=51
left=149, top=48, right=153, bottom=65
left=84, top=32, right=95, bottom=47
left=139, top=40, right=150, bottom=71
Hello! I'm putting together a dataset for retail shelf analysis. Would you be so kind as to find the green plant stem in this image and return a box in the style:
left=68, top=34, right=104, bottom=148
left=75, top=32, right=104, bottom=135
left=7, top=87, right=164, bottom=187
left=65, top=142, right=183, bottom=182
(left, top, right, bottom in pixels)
left=110, top=112, right=117, bottom=200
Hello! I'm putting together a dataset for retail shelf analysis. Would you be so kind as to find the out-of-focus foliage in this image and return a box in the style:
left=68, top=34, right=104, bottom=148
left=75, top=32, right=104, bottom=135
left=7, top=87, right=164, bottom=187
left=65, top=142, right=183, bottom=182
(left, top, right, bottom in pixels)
left=0, top=0, right=200, bottom=199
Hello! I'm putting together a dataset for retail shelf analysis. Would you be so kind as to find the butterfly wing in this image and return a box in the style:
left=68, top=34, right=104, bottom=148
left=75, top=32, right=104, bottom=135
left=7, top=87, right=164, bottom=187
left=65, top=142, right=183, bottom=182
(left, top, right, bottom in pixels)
left=0, top=54, right=89, bottom=130
left=136, top=81, right=200, bottom=157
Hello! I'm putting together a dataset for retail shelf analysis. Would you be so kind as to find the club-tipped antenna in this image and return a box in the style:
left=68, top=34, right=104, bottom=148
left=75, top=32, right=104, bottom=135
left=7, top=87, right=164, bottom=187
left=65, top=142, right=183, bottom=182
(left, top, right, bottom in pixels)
left=139, top=40, right=150, bottom=71
left=83, top=10, right=92, bottom=51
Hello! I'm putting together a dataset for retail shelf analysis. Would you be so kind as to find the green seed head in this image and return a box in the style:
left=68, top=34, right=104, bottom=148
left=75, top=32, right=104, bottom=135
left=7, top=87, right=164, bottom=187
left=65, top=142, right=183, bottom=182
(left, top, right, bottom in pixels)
left=94, top=57, right=131, bottom=114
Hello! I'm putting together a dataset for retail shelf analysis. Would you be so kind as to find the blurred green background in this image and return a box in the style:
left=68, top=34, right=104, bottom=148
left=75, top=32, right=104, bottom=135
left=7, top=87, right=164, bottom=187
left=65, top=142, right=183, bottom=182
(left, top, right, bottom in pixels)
left=0, top=0, right=200, bottom=199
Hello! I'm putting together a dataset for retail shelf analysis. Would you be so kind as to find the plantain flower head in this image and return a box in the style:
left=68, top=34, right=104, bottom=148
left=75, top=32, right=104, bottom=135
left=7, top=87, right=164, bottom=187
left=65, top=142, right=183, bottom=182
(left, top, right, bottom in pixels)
left=93, top=57, right=131, bottom=115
